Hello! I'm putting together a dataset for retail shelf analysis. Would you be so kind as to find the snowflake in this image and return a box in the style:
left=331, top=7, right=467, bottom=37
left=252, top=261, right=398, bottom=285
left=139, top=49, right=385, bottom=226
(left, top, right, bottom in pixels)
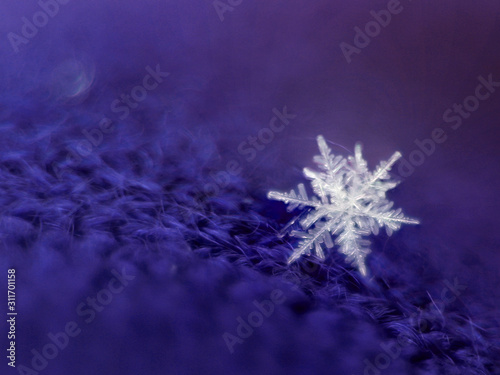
left=267, top=135, right=419, bottom=276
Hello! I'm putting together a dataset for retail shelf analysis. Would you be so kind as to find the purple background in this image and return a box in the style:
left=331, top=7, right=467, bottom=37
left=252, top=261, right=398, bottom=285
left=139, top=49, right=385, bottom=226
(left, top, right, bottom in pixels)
left=0, top=0, right=499, bottom=374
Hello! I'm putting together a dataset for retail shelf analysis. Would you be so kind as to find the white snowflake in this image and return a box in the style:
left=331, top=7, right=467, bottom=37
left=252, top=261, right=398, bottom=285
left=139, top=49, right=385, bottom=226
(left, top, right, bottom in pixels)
left=267, top=135, right=419, bottom=276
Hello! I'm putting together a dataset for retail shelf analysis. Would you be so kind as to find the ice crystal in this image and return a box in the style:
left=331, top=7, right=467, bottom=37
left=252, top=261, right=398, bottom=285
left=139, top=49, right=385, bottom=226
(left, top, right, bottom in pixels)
left=268, top=135, right=419, bottom=276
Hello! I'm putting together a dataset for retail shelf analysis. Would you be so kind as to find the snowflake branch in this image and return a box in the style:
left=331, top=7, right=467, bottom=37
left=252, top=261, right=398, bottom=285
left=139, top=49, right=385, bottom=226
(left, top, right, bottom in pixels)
left=288, top=219, right=337, bottom=264
left=267, top=188, right=320, bottom=209
left=377, top=215, right=420, bottom=225
left=369, top=151, right=402, bottom=185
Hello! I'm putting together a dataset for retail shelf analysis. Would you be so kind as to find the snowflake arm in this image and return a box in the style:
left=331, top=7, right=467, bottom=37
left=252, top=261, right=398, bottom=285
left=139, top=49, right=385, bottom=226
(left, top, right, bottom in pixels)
left=335, top=220, right=371, bottom=277
left=268, top=135, right=419, bottom=276
left=288, top=218, right=337, bottom=263
left=370, top=150, right=402, bottom=185
left=314, top=135, right=346, bottom=177
left=267, top=183, right=320, bottom=211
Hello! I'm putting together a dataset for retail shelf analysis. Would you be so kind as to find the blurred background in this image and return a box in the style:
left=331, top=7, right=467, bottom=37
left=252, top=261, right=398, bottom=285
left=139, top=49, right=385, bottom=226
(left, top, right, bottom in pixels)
left=1, top=0, right=499, bottom=374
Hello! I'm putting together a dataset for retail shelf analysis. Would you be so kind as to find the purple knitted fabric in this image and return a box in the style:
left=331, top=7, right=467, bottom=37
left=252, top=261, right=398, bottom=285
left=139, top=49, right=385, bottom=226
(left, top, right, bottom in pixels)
left=1, top=1, right=499, bottom=374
